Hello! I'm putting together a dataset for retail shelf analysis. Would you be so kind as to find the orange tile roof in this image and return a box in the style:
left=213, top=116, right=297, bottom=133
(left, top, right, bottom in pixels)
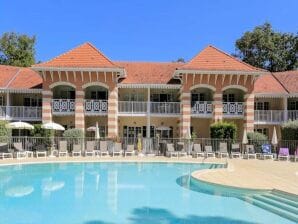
left=0, top=65, right=42, bottom=89
left=272, top=70, right=298, bottom=93
left=180, top=45, right=264, bottom=72
left=33, top=42, right=119, bottom=68
left=117, top=61, right=182, bottom=84
left=253, top=73, right=287, bottom=94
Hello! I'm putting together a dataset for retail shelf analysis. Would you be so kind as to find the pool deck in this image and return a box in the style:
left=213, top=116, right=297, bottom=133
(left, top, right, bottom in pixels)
left=0, top=156, right=297, bottom=195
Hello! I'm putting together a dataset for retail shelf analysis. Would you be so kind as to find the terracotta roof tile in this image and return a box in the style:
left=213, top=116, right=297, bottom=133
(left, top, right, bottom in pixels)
left=180, top=45, right=264, bottom=72
left=0, top=65, right=42, bottom=89
left=33, top=42, right=118, bottom=68
left=253, top=73, right=287, bottom=94
left=117, top=61, right=182, bottom=84
left=272, top=70, right=298, bottom=93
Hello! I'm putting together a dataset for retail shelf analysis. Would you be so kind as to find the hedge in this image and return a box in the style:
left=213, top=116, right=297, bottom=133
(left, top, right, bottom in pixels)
left=281, top=120, right=298, bottom=140
left=210, top=121, right=237, bottom=140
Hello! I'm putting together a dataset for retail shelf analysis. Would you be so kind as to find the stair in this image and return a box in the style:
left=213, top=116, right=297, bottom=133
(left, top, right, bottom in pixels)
left=243, top=193, right=298, bottom=223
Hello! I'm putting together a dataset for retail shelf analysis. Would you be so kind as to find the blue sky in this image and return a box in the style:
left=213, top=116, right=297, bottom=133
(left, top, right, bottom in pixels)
left=0, top=0, right=297, bottom=62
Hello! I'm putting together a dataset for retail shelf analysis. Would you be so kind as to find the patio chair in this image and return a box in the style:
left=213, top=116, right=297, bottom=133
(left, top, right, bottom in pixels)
left=72, top=144, right=82, bottom=157
left=242, top=145, right=256, bottom=159
left=58, top=141, right=68, bottom=157
left=261, top=144, right=274, bottom=160
left=231, top=143, right=241, bottom=158
left=85, top=141, right=96, bottom=157
left=166, top=143, right=178, bottom=157
left=205, top=145, right=215, bottom=158
left=113, top=143, right=123, bottom=156
left=125, top=144, right=135, bottom=157
left=192, top=143, right=204, bottom=158
left=177, top=142, right=188, bottom=157
left=13, top=142, right=27, bottom=159
left=278, top=148, right=289, bottom=161
left=0, top=143, right=13, bottom=159
left=218, top=142, right=229, bottom=158
left=99, top=141, right=109, bottom=157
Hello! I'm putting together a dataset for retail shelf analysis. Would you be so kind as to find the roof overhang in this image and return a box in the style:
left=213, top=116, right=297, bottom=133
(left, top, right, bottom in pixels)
left=254, top=93, right=287, bottom=98
left=118, top=83, right=181, bottom=89
left=0, top=88, right=42, bottom=94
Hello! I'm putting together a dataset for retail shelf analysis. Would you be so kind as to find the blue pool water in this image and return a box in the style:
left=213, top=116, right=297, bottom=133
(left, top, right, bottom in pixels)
left=0, top=162, right=296, bottom=224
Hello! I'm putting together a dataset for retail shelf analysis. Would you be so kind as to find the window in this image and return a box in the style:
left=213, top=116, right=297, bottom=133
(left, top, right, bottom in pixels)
left=61, top=90, right=75, bottom=99
left=91, top=91, right=107, bottom=100
left=151, top=94, right=173, bottom=102
left=191, top=93, right=205, bottom=102
left=254, top=102, right=269, bottom=110
left=288, top=101, right=298, bottom=110
left=24, top=97, right=42, bottom=107
left=223, top=94, right=235, bottom=102
left=123, top=93, right=144, bottom=101
left=0, top=96, right=3, bottom=106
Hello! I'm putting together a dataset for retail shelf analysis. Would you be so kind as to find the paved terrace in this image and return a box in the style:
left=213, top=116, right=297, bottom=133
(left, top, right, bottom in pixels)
left=0, top=156, right=297, bottom=195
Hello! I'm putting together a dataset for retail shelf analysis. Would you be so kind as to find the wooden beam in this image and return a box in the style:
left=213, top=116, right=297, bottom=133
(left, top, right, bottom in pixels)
left=50, top=71, right=54, bottom=82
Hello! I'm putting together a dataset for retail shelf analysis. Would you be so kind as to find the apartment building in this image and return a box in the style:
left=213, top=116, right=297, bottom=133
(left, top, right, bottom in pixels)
left=0, top=42, right=297, bottom=140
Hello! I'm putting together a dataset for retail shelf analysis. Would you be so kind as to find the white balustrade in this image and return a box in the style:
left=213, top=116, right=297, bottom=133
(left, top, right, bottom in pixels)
left=191, top=101, right=213, bottom=116
left=0, top=106, right=41, bottom=120
left=150, top=102, right=180, bottom=114
left=84, top=100, right=108, bottom=115
left=223, top=102, right=244, bottom=116
left=287, top=110, right=298, bottom=121
left=118, top=101, right=147, bottom=114
left=254, top=110, right=285, bottom=123
left=52, top=99, right=75, bottom=114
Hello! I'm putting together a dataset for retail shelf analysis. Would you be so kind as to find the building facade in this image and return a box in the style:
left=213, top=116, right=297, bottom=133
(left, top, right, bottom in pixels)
left=1, top=42, right=297, bottom=140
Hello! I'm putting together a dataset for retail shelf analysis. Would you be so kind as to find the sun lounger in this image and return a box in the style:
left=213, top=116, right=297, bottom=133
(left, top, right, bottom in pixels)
left=85, top=141, right=96, bottom=156
left=242, top=145, right=256, bottom=159
left=177, top=142, right=188, bottom=157
left=192, top=143, right=204, bottom=158
left=205, top=145, right=215, bottom=158
left=34, top=143, right=47, bottom=158
left=72, top=144, right=82, bottom=157
left=261, top=144, right=274, bottom=160
left=13, top=142, right=27, bottom=159
left=58, top=141, right=68, bottom=157
left=218, top=142, right=229, bottom=158
left=0, top=143, right=13, bottom=159
left=231, top=143, right=241, bottom=158
left=125, top=144, right=135, bottom=157
left=166, top=143, right=178, bottom=157
left=113, top=143, right=123, bottom=156
left=99, top=141, right=109, bottom=156
left=278, top=148, right=289, bottom=161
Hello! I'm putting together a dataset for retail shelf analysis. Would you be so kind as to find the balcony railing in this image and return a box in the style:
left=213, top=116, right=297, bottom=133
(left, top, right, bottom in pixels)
left=191, top=101, right=213, bottom=116
left=52, top=99, right=75, bottom=115
left=0, top=106, right=42, bottom=120
left=288, top=110, right=298, bottom=121
left=223, top=102, right=244, bottom=116
left=150, top=102, right=180, bottom=114
left=254, top=110, right=285, bottom=123
left=84, top=100, right=108, bottom=115
left=118, top=101, right=147, bottom=114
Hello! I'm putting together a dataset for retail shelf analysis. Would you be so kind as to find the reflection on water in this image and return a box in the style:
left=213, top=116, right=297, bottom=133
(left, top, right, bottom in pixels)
left=107, top=169, right=118, bottom=213
left=75, top=171, right=85, bottom=199
left=5, top=185, right=34, bottom=197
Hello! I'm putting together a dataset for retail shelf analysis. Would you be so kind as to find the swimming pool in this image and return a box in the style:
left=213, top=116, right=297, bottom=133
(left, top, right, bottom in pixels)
left=0, top=162, right=296, bottom=224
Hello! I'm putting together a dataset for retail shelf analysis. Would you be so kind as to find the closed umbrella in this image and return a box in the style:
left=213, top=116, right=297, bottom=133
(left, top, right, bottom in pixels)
left=95, top=122, right=100, bottom=140
left=271, top=126, right=278, bottom=154
left=242, top=129, right=248, bottom=145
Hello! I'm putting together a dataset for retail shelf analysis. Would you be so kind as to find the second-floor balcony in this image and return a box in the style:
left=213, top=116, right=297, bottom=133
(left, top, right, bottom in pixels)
left=191, top=101, right=213, bottom=117
left=0, top=106, right=42, bottom=121
left=84, top=100, right=108, bottom=115
left=223, top=102, right=244, bottom=117
left=52, top=99, right=75, bottom=115
left=254, top=110, right=298, bottom=124
left=150, top=102, right=180, bottom=115
left=118, top=101, right=147, bottom=114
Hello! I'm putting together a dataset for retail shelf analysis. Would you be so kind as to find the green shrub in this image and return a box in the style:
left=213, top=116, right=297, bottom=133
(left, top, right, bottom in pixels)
left=0, top=120, right=11, bottom=142
left=63, top=128, right=84, bottom=139
left=281, top=120, right=298, bottom=140
left=210, top=121, right=237, bottom=140
left=30, top=124, right=52, bottom=138
left=247, top=132, right=269, bottom=153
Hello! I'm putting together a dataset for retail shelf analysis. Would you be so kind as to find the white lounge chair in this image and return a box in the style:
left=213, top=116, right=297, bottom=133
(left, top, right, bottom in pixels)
left=205, top=145, right=215, bottom=158
left=113, top=143, right=123, bottom=156
left=0, top=143, right=13, bottom=159
left=218, top=142, right=229, bottom=158
left=242, top=145, right=256, bottom=159
left=231, top=143, right=241, bottom=158
left=99, top=141, right=109, bottom=157
left=85, top=141, right=96, bottom=156
left=125, top=144, right=135, bottom=157
left=13, top=142, right=27, bottom=159
left=58, top=141, right=68, bottom=157
left=192, top=143, right=204, bottom=158
left=166, top=143, right=178, bottom=157
left=177, top=142, right=188, bottom=157
left=72, top=144, right=82, bottom=157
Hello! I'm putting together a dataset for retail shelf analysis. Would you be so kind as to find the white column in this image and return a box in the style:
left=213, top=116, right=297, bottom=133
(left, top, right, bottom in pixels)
left=6, top=92, right=10, bottom=119
left=146, top=87, right=151, bottom=138
left=283, top=96, right=288, bottom=122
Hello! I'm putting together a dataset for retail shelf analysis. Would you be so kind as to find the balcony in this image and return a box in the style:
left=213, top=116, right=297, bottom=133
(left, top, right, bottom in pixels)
left=254, top=110, right=285, bottom=124
left=150, top=102, right=180, bottom=115
left=0, top=106, right=42, bottom=121
left=191, top=101, right=213, bottom=117
left=288, top=110, right=298, bottom=121
left=223, top=102, right=244, bottom=117
left=84, top=100, right=108, bottom=115
left=118, top=101, right=147, bottom=115
left=52, top=99, right=75, bottom=115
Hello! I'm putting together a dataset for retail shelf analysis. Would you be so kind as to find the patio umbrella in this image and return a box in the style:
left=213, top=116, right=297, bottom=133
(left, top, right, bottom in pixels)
left=6, top=121, right=34, bottom=136
left=242, top=129, right=248, bottom=145
left=272, top=126, right=278, bottom=146
left=41, top=122, right=65, bottom=131
left=95, top=122, right=100, bottom=140
left=86, top=126, right=96, bottom=132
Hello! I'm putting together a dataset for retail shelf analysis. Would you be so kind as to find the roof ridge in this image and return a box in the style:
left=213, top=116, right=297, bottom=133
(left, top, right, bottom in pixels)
left=271, top=72, right=290, bottom=93
left=115, top=61, right=183, bottom=64
left=5, top=68, right=21, bottom=89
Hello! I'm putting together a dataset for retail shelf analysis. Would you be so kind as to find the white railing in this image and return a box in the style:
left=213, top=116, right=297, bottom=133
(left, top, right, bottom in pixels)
left=52, top=99, right=75, bottom=114
left=254, top=110, right=285, bottom=123
left=191, top=101, right=213, bottom=116
left=0, top=106, right=42, bottom=120
left=288, top=110, right=298, bottom=121
left=84, top=100, right=108, bottom=115
left=150, top=102, right=180, bottom=114
left=223, top=102, right=244, bottom=116
left=118, top=101, right=147, bottom=114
